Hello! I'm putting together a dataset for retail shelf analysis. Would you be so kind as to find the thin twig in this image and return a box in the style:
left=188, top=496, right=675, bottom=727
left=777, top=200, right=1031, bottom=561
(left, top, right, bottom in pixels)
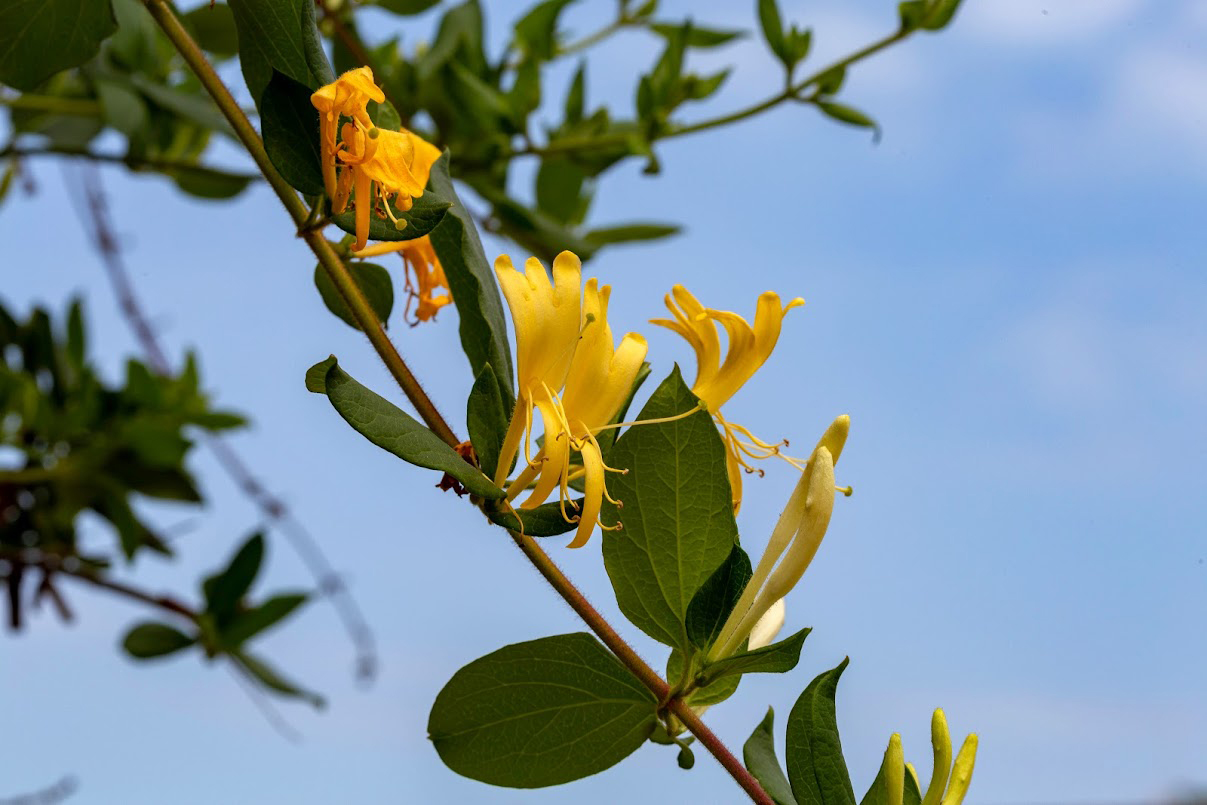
left=65, top=163, right=378, bottom=683
left=0, top=144, right=260, bottom=182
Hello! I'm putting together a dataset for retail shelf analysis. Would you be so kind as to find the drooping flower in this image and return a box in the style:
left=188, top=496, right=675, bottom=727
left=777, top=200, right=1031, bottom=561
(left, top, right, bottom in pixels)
left=652, top=285, right=804, bottom=511
left=493, top=252, right=648, bottom=548
left=708, top=415, right=850, bottom=662
left=353, top=235, right=452, bottom=324
left=310, top=68, right=442, bottom=251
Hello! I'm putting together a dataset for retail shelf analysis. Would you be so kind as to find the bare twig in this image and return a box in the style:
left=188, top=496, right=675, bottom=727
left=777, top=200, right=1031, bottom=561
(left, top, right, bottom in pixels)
left=63, top=163, right=378, bottom=683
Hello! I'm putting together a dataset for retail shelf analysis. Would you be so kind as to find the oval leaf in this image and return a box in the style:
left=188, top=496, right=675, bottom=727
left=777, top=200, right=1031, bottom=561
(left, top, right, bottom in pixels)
left=313, top=261, right=394, bottom=330
left=261, top=70, right=324, bottom=196
left=601, top=367, right=737, bottom=651
left=786, top=658, right=856, bottom=805
left=744, top=708, right=799, bottom=805
left=0, top=0, right=118, bottom=91
left=122, top=622, right=196, bottom=659
left=428, top=633, right=657, bottom=788
left=321, top=358, right=504, bottom=499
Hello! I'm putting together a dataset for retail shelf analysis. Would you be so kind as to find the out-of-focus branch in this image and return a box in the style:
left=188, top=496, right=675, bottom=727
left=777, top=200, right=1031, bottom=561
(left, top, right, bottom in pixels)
left=0, top=144, right=259, bottom=183
left=64, top=164, right=379, bottom=682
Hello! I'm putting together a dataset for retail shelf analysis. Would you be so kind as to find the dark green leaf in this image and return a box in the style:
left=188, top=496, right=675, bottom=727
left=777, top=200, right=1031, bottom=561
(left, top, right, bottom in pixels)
left=583, top=222, right=681, bottom=247
left=329, top=189, right=452, bottom=244
left=922, top=0, right=963, bottom=30
left=744, top=708, right=799, bottom=805
left=181, top=2, right=240, bottom=57
left=95, top=78, right=148, bottom=137
left=122, top=621, right=196, bottom=659
left=222, top=593, right=307, bottom=646
left=486, top=498, right=584, bottom=537
left=169, top=164, right=255, bottom=200
left=650, top=22, right=744, bottom=48
left=564, top=61, right=585, bottom=124
left=313, top=261, right=395, bottom=330
left=786, top=658, right=856, bottom=805
left=0, top=0, right=118, bottom=91
left=897, top=0, right=928, bottom=31
left=305, top=355, right=337, bottom=393
left=685, top=544, right=752, bottom=650
left=535, top=158, right=588, bottom=225
left=816, top=100, right=879, bottom=137
left=233, top=650, right=324, bottom=707
left=261, top=70, right=323, bottom=196
left=466, top=363, right=509, bottom=480
left=678, top=745, right=696, bottom=769
left=426, top=152, right=515, bottom=409
left=428, top=633, right=657, bottom=787
left=757, top=0, right=787, bottom=63
left=601, top=367, right=737, bottom=651
left=700, top=627, right=811, bottom=685
left=513, top=0, right=576, bottom=61
left=322, top=358, right=504, bottom=499
left=203, top=533, right=265, bottom=620
left=227, top=0, right=333, bottom=110
left=374, top=0, right=441, bottom=14
left=125, top=74, right=235, bottom=137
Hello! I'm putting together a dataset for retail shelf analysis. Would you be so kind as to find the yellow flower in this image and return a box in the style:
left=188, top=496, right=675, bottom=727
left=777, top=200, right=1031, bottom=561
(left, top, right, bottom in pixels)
left=310, top=68, right=442, bottom=251
left=493, top=252, right=648, bottom=548
left=708, top=416, right=849, bottom=661
left=353, top=235, right=452, bottom=324
left=652, top=285, right=804, bottom=511
left=911, top=710, right=979, bottom=805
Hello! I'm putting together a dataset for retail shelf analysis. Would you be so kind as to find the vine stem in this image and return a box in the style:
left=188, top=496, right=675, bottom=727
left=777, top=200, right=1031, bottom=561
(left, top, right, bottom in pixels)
left=140, top=2, right=773, bottom=801
left=141, top=0, right=457, bottom=448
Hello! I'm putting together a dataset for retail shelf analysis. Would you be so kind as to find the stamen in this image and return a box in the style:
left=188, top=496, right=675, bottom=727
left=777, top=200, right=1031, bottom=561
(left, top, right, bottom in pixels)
left=593, top=400, right=706, bottom=433
left=836, top=485, right=853, bottom=497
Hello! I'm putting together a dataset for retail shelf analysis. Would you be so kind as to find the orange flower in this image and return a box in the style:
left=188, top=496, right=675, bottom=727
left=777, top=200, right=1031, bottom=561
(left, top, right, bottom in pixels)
left=353, top=235, right=452, bottom=325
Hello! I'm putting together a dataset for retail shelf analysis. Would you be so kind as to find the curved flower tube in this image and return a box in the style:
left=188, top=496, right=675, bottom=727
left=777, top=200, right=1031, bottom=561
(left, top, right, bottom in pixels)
left=353, top=235, right=452, bottom=324
left=652, top=285, right=804, bottom=511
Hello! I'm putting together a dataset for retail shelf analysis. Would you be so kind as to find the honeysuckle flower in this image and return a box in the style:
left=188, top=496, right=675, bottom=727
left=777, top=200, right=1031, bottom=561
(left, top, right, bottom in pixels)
left=493, top=252, right=648, bottom=548
left=311, top=68, right=441, bottom=251
left=352, top=235, right=452, bottom=324
left=652, top=285, right=804, bottom=511
left=915, top=709, right=978, bottom=805
left=745, top=597, right=785, bottom=651
left=708, top=415, right=850, bottom=662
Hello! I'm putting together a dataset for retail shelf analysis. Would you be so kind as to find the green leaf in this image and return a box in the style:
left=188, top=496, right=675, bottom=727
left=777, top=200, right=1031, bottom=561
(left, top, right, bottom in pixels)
left=859, top=734, right=923, bottom=805
left=650, top=22, right=744, bottom=48
left=744, top=708, right=799, bottom=805
left=233, top=650, right=324, bottom=707
left=564, top=61, right=585, bottom=124
left=513, top=0, right=576, bottom=61
left=685, top=543, right=751, bottom=650
left=583, top=222, right=681, bottom=247
left=466, top=363, right=509, bottom=480
left=684, top=68, right=731, bottom=101
left=313, top=261, right=395, bottom=330
left=786, top=658, right=856, bottom=805
left=700, top=627, right=811, bottom=686
left=125, top=74, right=235, bottom=137
left=816, top=100, right=880, bottom=138
left=181, top=2, right=240, bottom=57
left=203, top=533, right=264, bottom=620
left=485, top=498, right=584, bottom=537
left=535, top=157, right=588, bottom=226
left=667, top=648, right=742, bottom=706
left=305, top=355, right=337, bottom=393
left=374, top=0, right=441, bottom=14
left=329, top=189, right=452, bottom=244
left=169, top=164, right=255, bottom=200
left=122, top=622, right=196, bottom=659
left=261, top=70, right=323, bottom=196
left=814, top=67, right=845, bottom=96
left=321, top=358, right=504, bottom=499
left=601, top=367, right=737, bottom=651
left=0, top=0, right=118, bottom=92
left=227, top=0, right=333, bottom=110
left=426, top=152, right=515, bottom=409
left=95, top=78, right=148, bottom=137
left=897, top=0, right=928, bottom=31
left=921, top=0, right=963, bottom=30
left=757, top=0, right=787, bottom=64
left=222, top=593, right=307, bottom=646
left=428, top=633, right=657, bottom=787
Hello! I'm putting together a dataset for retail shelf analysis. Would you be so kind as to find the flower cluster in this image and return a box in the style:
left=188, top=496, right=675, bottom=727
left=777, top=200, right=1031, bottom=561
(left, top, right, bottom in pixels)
left=310, top=67, right=441, bottom=252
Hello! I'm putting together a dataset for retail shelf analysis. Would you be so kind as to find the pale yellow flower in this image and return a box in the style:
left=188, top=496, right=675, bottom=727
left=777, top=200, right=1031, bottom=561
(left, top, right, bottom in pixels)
left=918, top=710, right=979, bottom=805
left=353, top=235, right=452, bottom=324
left=493, top=253, right=648, bottom=548
left=708, top=416, right=849, bottom=661
left=652, top=285, right=804, bottom=510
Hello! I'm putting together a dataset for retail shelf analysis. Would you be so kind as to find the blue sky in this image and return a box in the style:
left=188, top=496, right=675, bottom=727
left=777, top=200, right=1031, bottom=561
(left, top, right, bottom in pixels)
left=3, top=0, right=1205, bottom=802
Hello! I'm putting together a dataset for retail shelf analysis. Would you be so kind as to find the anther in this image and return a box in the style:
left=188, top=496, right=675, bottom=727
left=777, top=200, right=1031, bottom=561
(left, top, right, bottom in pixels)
left=368, top=127, right=380, bottom=139
left=837, top=485, right=853, bottom=497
